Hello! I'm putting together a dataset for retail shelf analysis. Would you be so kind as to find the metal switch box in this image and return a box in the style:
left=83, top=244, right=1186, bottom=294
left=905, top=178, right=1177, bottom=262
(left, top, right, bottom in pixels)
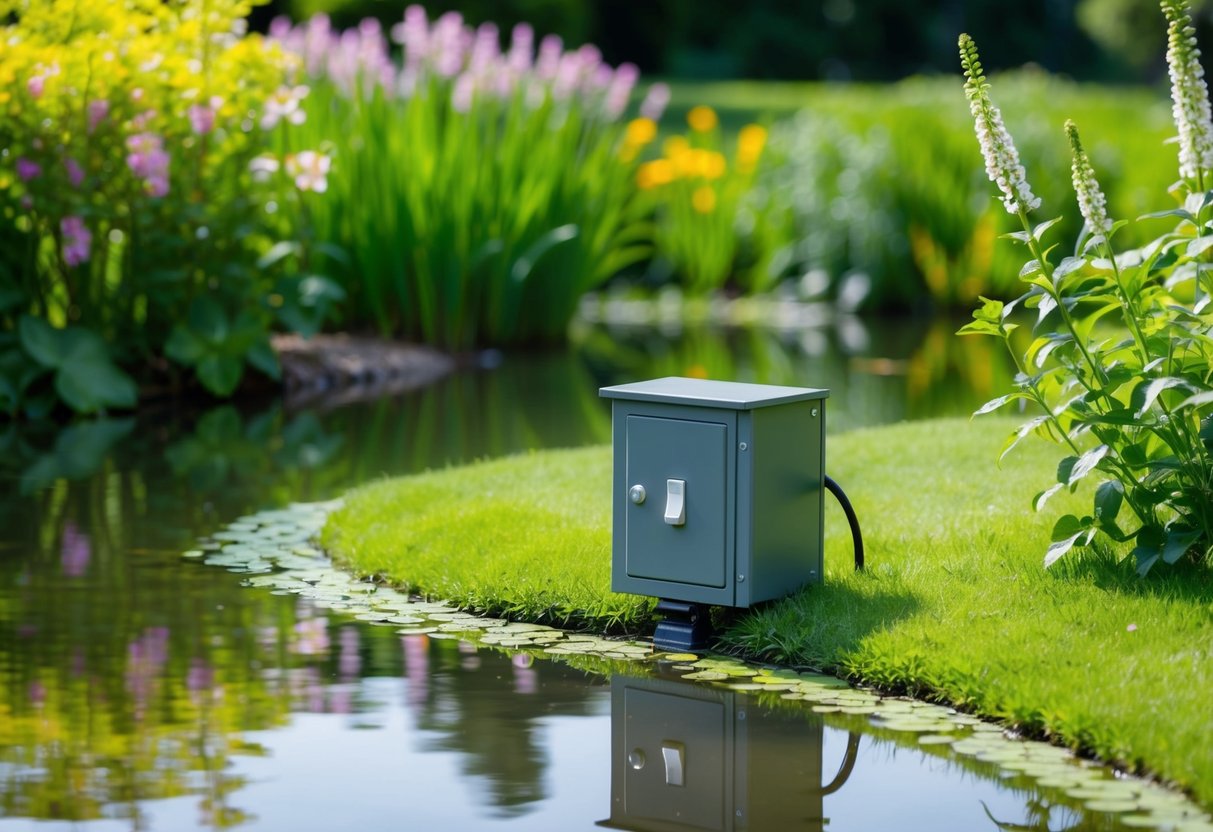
left=600, top=377, right=829, bottom=608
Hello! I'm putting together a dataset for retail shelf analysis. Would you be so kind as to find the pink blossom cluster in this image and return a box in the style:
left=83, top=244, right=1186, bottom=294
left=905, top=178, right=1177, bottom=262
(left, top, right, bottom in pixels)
left=269, top=7, right=659, bottom=122
left=125, top=132, right=170, bottom=197
left=60, top=216, right=92, bottom=267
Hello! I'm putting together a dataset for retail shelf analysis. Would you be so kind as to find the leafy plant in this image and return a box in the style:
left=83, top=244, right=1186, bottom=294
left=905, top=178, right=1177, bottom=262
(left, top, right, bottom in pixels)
left=0, top=0, right=338, bottom=412
left=957, top=10, right=1213, bottom=574
left=271, top=10, right=662, bottom=349
left=635, top=107, right=782, bottom=293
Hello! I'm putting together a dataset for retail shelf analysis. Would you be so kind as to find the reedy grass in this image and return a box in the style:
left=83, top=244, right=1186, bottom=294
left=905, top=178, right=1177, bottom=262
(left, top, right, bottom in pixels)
left=322, top=416, right=1212, bottom=807
left=660, top=76, right=1176, bottom=310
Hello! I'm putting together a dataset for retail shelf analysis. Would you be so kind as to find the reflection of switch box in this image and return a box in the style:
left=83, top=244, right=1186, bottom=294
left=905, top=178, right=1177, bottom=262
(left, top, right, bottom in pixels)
left=598, top=675, right=827, bottom=832
left=600, top=378, right=829, bottom=607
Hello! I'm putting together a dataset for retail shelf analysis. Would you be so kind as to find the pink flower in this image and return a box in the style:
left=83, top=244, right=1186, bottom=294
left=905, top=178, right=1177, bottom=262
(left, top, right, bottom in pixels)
left=249, top=153, right=280, bottom=182
left=27, top=74, right=46, bottom=99
left=125, top=132, right=170, bottom=197
left=284, top=150, right=330, bottom=192
left=60, top=215, right=92, bottom=267
left=188, top=103, right=216, bottom=135
left=640, top=82, right=671, bottom=121
left=261, top=85, right=309, bottom=129
left=1126, top=623, right=1138, bottom=632
left=61, top=521, right=91, bottom=576
left=16, top=158, right=41, bottom=181
left=64, top=157, right=84, bottom=187
left=87, top=99, right=110, bottom=132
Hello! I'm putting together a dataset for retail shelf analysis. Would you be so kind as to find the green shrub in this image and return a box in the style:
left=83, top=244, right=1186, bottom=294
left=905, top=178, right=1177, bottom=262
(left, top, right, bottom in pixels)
left=958, top=6, right=1213, bottom=574
left=0, top=0, right=336, bottom=414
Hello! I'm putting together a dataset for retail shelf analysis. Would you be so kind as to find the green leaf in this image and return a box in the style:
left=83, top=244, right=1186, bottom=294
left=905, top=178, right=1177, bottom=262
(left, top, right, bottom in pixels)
left=1068, top=445, right=1109, bottom=485
left=297, top=275, right=346, bottom=305
left=165, top=324, right=207, bottom=365
left=1133, top=377, right=1190, bottom=417
left=1000, top=415, right=1049, bottom=462
left=55, top=356, right=138, bottom=413
left=246, top=338, right=281, bottom=381
left=1139, top=207, right=1195, bottom=223
left=1177, top=390, right=1213, bottom=410
left=1093, top=480, right=1123, bottom=527
left=1186, top=236, right=1213, bottom=258
left=973, top=393, right=1024, bottom=416
left=196, top=355, right=243, bottom=396
left=1162, top=526, right=1200, bottom=564
left=1033, top=482, right=1064, bottom=511
left=1033, top=217, right=1063, bottom=241
left=511, top=224, right=579, bottom=284
left=187, top=296, right=229, bottom=346
left=1045, top=514, right=1093, bottom=568
left=956, top=319, right=1004, bottom=337
left=18, top=315, right=67, bottom=368
left=256, top=240, right=303, bottom=270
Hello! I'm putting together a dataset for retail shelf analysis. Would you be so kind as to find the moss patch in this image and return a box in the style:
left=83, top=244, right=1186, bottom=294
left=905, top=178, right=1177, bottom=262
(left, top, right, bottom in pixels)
left=321, top=417, right=1213, bottom=807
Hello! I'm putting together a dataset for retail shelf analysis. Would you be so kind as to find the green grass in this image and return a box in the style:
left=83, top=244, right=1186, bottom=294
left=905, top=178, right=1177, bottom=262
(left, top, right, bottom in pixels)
left=322, top=416, right=1213, bottom=806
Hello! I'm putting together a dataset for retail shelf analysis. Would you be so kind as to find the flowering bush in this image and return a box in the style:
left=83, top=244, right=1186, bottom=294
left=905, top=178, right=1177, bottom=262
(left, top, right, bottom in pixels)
left=635, top=107, right=782, bottom=294
left=959, top=2, right=1213, bottom=575
left=270, top=8, right=666, bottom=348
left=0, top=0, right=338, bottom=414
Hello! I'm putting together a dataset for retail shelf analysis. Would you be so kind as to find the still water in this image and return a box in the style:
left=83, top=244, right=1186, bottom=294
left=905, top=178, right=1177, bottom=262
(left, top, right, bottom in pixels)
left=0, top=320, right=1192, bottom=830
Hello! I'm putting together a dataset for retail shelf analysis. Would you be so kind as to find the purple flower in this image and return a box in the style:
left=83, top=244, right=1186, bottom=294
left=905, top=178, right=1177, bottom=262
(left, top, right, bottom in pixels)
left=87, top=99, right=110, bottom=132
left=126, top=132, right=170, bottom=197
left=187, top=103, right=216, bottom=135
left=60, top=521, right=91, bottom=576
left=451, top=72, right=474, bottom=112
left=605, top=63, right=639, bottom=119
left=64, top=157, right=84, bottom=188
left=16, top=157, right=41, bottom=181
left=58, top=216, right=90, bottom=265
left=640, top=82, right=671, bottom=121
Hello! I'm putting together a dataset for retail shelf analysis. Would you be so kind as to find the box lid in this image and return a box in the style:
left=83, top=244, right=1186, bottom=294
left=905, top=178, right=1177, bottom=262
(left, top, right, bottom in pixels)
left=599, top=377, right=828, bottom=410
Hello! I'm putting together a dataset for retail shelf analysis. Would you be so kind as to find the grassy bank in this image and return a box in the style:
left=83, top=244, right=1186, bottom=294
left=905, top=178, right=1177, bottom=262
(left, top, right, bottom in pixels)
left=321, top=417, right=1212, bottom=806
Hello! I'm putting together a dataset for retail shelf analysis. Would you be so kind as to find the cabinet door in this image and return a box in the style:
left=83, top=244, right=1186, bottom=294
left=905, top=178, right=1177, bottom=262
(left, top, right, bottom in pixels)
left=625, top=415, right=728, bottom=588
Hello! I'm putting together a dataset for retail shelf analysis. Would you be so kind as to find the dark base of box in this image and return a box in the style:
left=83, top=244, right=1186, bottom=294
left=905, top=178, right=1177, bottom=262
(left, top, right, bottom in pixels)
left=652, top=600, right=713, bottom=652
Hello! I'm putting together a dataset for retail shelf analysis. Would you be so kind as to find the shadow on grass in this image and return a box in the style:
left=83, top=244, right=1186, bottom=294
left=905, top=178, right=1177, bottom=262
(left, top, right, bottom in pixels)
left=1048, top=548, right=1213, bottom=604
left=712, top=580, right=921, bottom=669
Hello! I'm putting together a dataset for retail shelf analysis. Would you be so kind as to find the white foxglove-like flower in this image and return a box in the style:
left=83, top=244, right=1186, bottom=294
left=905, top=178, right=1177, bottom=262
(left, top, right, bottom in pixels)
left=959, top=34, right=1041, bottom=215
left=1163, top=0, right=1213, bottom=183
left=1065, top=120, right=1113, bottom=238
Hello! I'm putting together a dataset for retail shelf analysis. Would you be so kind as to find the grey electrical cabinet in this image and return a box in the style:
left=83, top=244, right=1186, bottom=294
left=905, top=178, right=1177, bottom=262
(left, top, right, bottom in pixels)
left=597, top=674, right=858, bottom=832
left=599, top=377, right=828, bottom=608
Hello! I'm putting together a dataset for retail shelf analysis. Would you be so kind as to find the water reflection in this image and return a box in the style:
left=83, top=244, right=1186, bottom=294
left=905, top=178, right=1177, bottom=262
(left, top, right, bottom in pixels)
left=599, top=674, right=859, bottom=831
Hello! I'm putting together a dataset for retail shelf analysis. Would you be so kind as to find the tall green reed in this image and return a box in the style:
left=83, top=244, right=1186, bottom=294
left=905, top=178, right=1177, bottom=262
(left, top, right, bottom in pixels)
left=272, top=11, right=663, bottom=349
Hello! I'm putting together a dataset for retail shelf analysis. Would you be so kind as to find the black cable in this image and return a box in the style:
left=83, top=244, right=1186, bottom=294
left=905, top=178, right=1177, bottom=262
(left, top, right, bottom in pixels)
left=824, top=475, right=864, bottom=571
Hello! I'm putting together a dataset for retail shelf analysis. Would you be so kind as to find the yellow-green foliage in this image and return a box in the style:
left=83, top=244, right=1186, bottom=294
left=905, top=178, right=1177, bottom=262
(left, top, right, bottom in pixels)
left=324, top=417, right=1212, bottom=807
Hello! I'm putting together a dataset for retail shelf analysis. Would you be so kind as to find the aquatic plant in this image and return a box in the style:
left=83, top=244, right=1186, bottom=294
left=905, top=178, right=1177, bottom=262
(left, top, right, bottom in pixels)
left=635, top=108, right=785, bottom=294
left=958, top=15, right=1213, bottom=574
left=271, top=8, right=663, bottom=348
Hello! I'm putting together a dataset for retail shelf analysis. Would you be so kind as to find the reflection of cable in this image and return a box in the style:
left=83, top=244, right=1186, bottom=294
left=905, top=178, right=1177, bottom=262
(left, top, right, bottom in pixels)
left=825, top=475, right=864, bottom=571
left=821, top=732, right=861, bottom=796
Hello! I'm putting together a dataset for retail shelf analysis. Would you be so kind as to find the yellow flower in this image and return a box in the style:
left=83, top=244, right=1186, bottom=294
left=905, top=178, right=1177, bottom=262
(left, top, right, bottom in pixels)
left=619, top=117, right=658, bottom=162
left=691, top=185, right=716, bottom=213
left=737, top=124, right=767, bottom=173
left=637, top=159, right=675, bottom=189
left=625, top=117, right=657, bottom=147
left=663, top=135, right=690, bottom=159
left=698, top=150, right=726, bottom=179
left=687, top=105, right=718, bottom=133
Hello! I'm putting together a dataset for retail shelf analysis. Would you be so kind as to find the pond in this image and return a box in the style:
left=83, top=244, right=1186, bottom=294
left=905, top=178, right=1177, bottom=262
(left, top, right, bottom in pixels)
left=0, top=319, right=1200, bottom=831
